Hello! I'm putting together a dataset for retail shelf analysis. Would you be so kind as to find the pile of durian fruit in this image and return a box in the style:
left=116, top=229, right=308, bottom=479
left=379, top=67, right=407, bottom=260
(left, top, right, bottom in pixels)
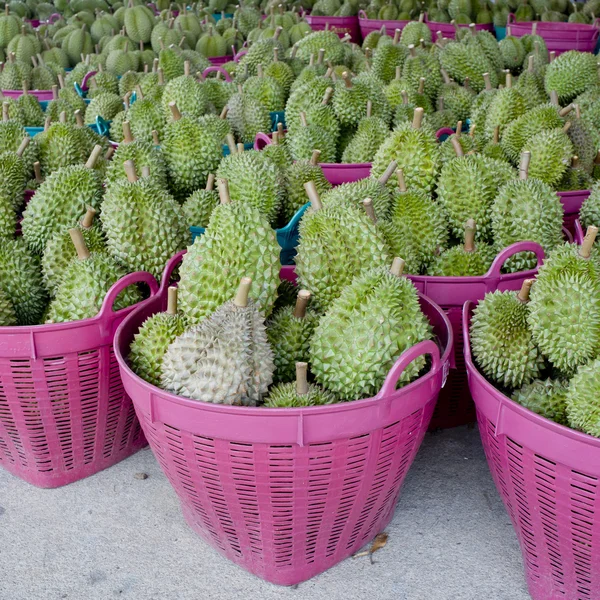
left=0, top=0, right=600, bottom=422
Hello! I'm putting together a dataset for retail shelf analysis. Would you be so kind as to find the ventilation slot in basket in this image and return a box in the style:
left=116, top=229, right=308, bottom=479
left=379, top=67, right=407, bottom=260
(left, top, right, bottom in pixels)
left=0, top=366, right=23, bottom=466
left=103, top=349, right=125, bottom=458
left=78, top=349, right=101, bottom=464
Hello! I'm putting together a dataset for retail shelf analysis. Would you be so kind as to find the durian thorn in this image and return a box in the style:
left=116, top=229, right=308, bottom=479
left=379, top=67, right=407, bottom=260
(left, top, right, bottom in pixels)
left=226, top=133, right=236, bottom=154
left=379, top=160, right=398, bottom=186
left=362, top=198, right=377, bottom=224
left=519, top=151, right=531, bottom=180
left=15, top=137, right=29, bottom=158
left=390, top=257, right=406, bottom=277
left=293, top=290, right=311, bottom=319
left=322, top=87, right=334, bottom=105
left=310, top=150, right=321, bottom=166
left=418, top=77, right=425, bottom=95
left=550, top=90, right=560, bottom=106
left=528, top=55, right=534, bottom=73
left=299, top=111, right=308, bottom=127
left=464, top=219, right=476, bottom=253
left=57, top=74, right=65, bottom=89
left=122, top=121, right=134, bottom=144
left=51, top=84, right=58, bottom=100
left=401, top=90, right=409, bottom=105
left=493, top=125, right=499, bottom=145
left=233, top=277, right=252, bottom=308
left=483, top=72, right=492, bottom=91
left=563, top=121, right=572, bottom=134
left=206, top=174, right=215, bottom=191
left=141, top=166, right=151, bottom=178
left=105, top=147, right=115, bottom=161
left=395, top=65, right=401, bottom=80
left=135, top=85, right=144, bottom=100
left=43, top=115, right=51, bottom=131
left=469, top=22, right=476, bottom=35
left=317, top=48, right=325, bottom=64
left=59, top=111, right=67, bottom=124
left=237, top=142, right=245, bottom=154
left=549, top=51, right=556, bottom=62
left=69, top=229, right=90, bottom=261
left=408, top=44, right=417, bottom=58
left=393, top=28, right=401, bottom=45
left=304, top=181, right=323, bottom=211
left=158, top=69, right=165, bottom=85
left=517, top=279, right=533, bottom=303
left=505, top=72, right=512, bottom=88
left=33, top=162, right=42, bottom=184
left=580, top=226, right=598, bottom=258
left=575, top=104, right=581, bottom=120
left=558, top=104, right=573, bottom=117
left=412, top=107, right=424, bottom=130
left=169, top=102, right=182, bottom=121
left=295, top=362, right=309, bottom=396
left=451, top=136, right=464, bottom=157
left=81, top=206, right=96, bottom=229
left=123, top=160, right=138, bottom=182
left=341, top=72, right=352, bottom=88
left=366, top=100, right=372, bottom=118
left=218, top=178, right=231, bottom=204
left=440, top=68, right=451, bottom=84
left=152, top=130, right=160, bottom=146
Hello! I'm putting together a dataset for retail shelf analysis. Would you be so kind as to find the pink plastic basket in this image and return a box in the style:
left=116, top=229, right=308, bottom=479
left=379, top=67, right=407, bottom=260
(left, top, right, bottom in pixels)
left=506, top=14, right=600, bottom=54
left=2, top=89, right=54, bottom=101
left=408, top=241, right=545, bottom=430
left=0, top=271, right=159, bottom=488
left=305, top=15, right=360, bottom=41
left=358, top=11, right=411, bottom=37
left=208, top=55, right=230, bottom=66
left=114, top=252, right=453, bottom=586
left=320, top=162, right=371, bottom=185
left=463, top=301, right=600, bottom=600
left=429, top=19, right=493, bottom=38
left=559, top=189, right=591, bottom=235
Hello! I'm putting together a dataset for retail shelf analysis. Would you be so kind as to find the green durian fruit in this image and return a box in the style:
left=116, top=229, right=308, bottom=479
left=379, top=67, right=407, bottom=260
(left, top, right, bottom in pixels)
left=515, top=0, right=535, bottom=20
left=162, top=277, right=274, bottom=405
left=491, top=153, right=564, bottom=272
left=0, top=136, right=28, bottom=209
left=295, top=184, right=390, bottom=311
left=242, top=63, right=285, bottom=111
left=46, top=229, right=141, bottom=323
left=515, top=56, right=546, bottom=110
left=0, top=287, right=16, bottom=325
left=423, top=96, right=458, bottom=131
left=564, top=108, right=600, bottom=174
left=402, top=44, right=443, bottom=103
left=197, top=111, right=232, bottom=144
left=0, top=238, right=47, bottom=325
left=523, top=126, right=574, bottom=188
left=544, top=50, right=598, bottom=104
left=341, top=103, right=389, bottom=164
left=101, top=161, right=188, bottom=280
left=0, top=12, right=20, bottom=50
left=226, top=88, right=271, bottom=144
left=160, top=70, right=209, bottom=119
left=332, top=71, right=372, bottom=127
left=372, top=109, right=440, bottom=195
left=182, top=173, right=219, bottom=228
left=483, top=74, right=527, bottom=140
left=264, top=372, right=335, bottom=408
left=371, top=31, right=408, bottom=85
left=129, top=286, right=186, bottom=387
left=238, top=29, right=284, bottom=75
left=267, top=290, right=319, bottom=384
left=512, top=378, right=569, bottom=424
left=438, top=40, right=497, bottom=92
left=579, top=181, right=600, bottom=229
left=285, top=78, right=333, bottom=131
left=123, top=4, right=154, bottom=44
left=471, top=279, right=545, bottom=389
left=311, top=260, right=432, bottom=400
left=118, top=70, right=142, bottom=98
left=158, top=46, right=185, bottom=81
left=177, top=184, right=280, bottom=325
left=263, top=48, right=294, bottom=96
left=84, top=91, right=123, bottom=124
left=400, top=18, right=432, bottom=46
left=21, top=146, right=104, bottom=254
left=428, top=219, right=496, bottom=276
left=62, top=26, right=93, bottom=66
left=89, top=65, right=119, bottom=95
left=163, top=103, right=222, bottom=200
left=0, top=118, right=36, bottom=177
left=196, top=25, right=227, bottom=57
left=352, top=71, right=393, bottom=125
left=234, top=5, right=262, bottom=37
left=294, top=29, right=345, bottom=65
left=0, top=52, right=31, bottom=90
left=557, top=157, right=595, bottom=191
left=7, top=25, right=41, bottom=65
left=41, top=206, right=106, bottom=296
left=287, top=110, right=337, bottom=164
left=439, top=130, right=476, bottom=165
left=499, top=35, right=525, bottom=71
left=126, top=97, right=165, bottom=144
left=566, top=358, right=600, bottom=436
left=528, top=234, right=600, bottom=375
left=438, top=72, right=476, bottom=122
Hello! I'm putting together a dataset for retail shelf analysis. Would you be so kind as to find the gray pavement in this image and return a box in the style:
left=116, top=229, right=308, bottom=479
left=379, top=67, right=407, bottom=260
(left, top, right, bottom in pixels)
left=0, top=426, right=531, bottom=600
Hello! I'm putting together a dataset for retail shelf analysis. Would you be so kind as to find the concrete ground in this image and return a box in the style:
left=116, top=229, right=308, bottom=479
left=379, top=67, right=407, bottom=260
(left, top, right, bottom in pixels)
left=0, top=426, right=530, bottom=600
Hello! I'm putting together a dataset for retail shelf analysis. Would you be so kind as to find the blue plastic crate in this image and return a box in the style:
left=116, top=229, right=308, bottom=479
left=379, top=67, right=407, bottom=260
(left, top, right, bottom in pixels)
left=222, top=141, right=254, bottom=156
left=270, top=110, right=286, bottom=132
left=495, top=26, right=506, bottom=40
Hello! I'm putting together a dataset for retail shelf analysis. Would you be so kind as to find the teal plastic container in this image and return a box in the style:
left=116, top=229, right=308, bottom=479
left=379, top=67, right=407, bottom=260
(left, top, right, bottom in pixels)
left=190, top=202, right=309, bottom=265
left=213, top=12, right=233, bottom=20
left=25, top=117, right=111, bottom=138
left=495, top=26, right=506, bottom=40
left=222, top=141, right=254, bottom=156
left=270, top=111, right=286, bottom=132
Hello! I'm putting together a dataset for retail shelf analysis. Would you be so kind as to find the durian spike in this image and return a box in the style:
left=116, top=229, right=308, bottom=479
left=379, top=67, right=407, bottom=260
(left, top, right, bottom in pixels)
left=322, top=87, right=334, bottom=105
left=464, top=219, right=476, bottom=253
left=558, top=103, right=573, bottom=117
left=43, top=115, right=51, bottom=130
left=166, top=286, right=178, bottom=316
left=362, top=198, right=377, bottom=224
left=493, top=125, right=499, bottom=145
left=550, top=90, right=559, bottom=106
left=310, top=149, right=321, bottom=166
left=123, top=160, right=138, bottom=182
left=206, top=174, right=215, bottom=191
left=226, top=133, right=236, bottom=154
left=304, top=181, right=323, bottom=211
left=379, top=160, right=398, bottom=185
left=574, top=104, right=581, bottom=120
left=418, top=77, right=425, bottom=95
left=141, top=166, right=151, bottom=178
left=528, top=55, right=534, bottom=73
left=580, top=226, right=598, bottom=259
left=122, top=121, right=134, bottom=144
left=74, top=110, right=84, bottom=127
left=152, top=130, right=160, bottom=145
left=519, top=151, right=531, bottom=180
left=366, top=100, right=372, bottom=118
left=342, top=72, right=352, bottom=89
left=233, top=277, right=252, bottom=307
left=483, top=72, right=492, bottom=91
left=293, top=290, right=311, bottom=319
left=59, top=111, right=66, bottom=123
left=299, top=111, right=308, bottom=127
left=69, top=229, right=91, bottom=260
left=563, top=121, right=572, bottom=134
left=219, top=106, right=229, bottom=119
left=85, top=145, right=103, bottom=170
left=296, top=362, right=309, bottom=396
left=81, top=206, right=96, bottom=229
left=517, top=279, right=534, bottom=303
left=15, top=137, right=29, bottom=157
left=390, top=257, right=405, bottom=276
left=169, top=102, right=182, bottom=121
left=218, top=178, right=231, bottom=204
left=412, top=107, right=424, bottom=129
left=33, top=162, right=42, bottom=184
left=236, top=142, right=245, bottom=154
left=451, top=136, right=464, bottom=157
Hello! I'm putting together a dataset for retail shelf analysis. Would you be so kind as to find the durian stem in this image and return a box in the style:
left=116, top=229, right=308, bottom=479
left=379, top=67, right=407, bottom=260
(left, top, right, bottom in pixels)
left=141, top=166, right=151, bottom=178
left=519, top=151, right=531, bottom=180
left=206, top=174, right=215, bottom=191
left=69, top=229, right=90, bottom=260
left=123, top=91, right=131, bottom=109
left=451, top=136, right=464, bottom=157
left=152, top=130, right=160, bottom=146
left=528, top=55, right=534, bottom=73
left=293, top=290, right=311, bottom=318
left=464, top=219, right=476, bottom=253
left=273, top=47, right=279, bottom=62
left=273, top=26, right=283, bottom=40
left=33, top=162, right=42, bottom=183
left=549, top=51, right=556, bottom=62
left=580, top=226, right=598, bottom=259
left=493, top=125, right=499, bottom=145
left=218, top=178, right=231, bottom=204
left=135, top=85, right=144, bottom=100
left=226, top=133, right=236, bottom=154
left=233, top=277, right=252, bottom=307
left=81, top=206, right=96, bottom=229
left=517, top=279, right=533, bottom=303
left=85, top=145, right=103, bottom=170
left=440, top=68, right=451, bottom=84
left=366, top=100, right=372, bottom=118
left=304, top=181, right=323, bottom=210
left=438, top=97, right=444, bottom=111
left=390, top=257, right=405, bottom=276
left=310, top=150, right=321, bottom=166
left=184, top=60, right=190, bottom=76
left=362, top=198, right=377, bottom=224
left=257, top=63, right=264, bottom=77
left=236, top=142, right=245, bottom=154
left=572, top=155, right=580, bottom=168
left=59, top=111, right=66, bottom=123
left=505, top=72, right=512, bottom=88
left=563, top=121, right=572, bottom=134
left=169, top=102, right=182, bottom=121
left=396, top=169, right=407, bottom=192
left=558, top=104, right=573, bottom=117
left=342, top=72, right=352, bottom=88
left=219, top=106, right=229, bottom=119
left=550, top=90, right=559, bottom=106
left=401, top=90, right=409, bottom=105
left=57, top=74, right=65, bottom=89
left=15, top=137, right=29, bottom=158
left=395, top=65, right=401, bottom=80
left=122, top=121, right=134, bottom=144
left=575, top=104, right=581, bottom=119
left=271, top=131, right=279, bottom=145
left=74, top=109, right=84, bottom=127
left=43, top=115, right=51, bottom=130
left=378, top=160, right=398, bottom=185
left=123, top=160, right=138, bottom=182
left=277, top=122, right=285, bottom=138
left=456, top=121, right=463, bottom=138
left=296, top=362, right=309, bottom=396
left=412, top=107, right=424, bottom=129
left=594, top=150, right=600, bottom=165
left=317, top=48, right=325, bottom=65
left=408, top=44, right=417, bottom=57
left=483, top=72, right=492, bottom=91
left=418, top=77, right=425, bottom=95
left=393, top=28, right=401, bottom=44
left=532, top=21, right=538, bottom=35
left=322, top=87, right=334, bottom=105
left=469, top=23, right=476, bottom=36
left=299, top=111, right=308, bottom=127
left=158, top=68, right=165, bottom=85
left=167, top=286, right=178, bottom=315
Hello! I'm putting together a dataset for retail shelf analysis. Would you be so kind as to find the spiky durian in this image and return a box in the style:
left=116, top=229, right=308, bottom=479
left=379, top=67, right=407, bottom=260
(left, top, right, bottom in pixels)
left=566, top=358, right=600, bottom=436
left=523, top=126, right=574, bottom=188
left=183, top=173, right=219, bottom=228
left=512, top=378, right=569, bottom=425
left=264, top=362, right=335, bottom=407
left=544, top=50, right=598, bottom=104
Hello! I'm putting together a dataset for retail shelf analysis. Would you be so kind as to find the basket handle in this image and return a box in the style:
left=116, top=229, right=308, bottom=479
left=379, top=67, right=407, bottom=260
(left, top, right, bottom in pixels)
left=160, top=250, right=186, bottom=292
left=592, top=17, right=600, bottom=28
left=507, top=12, right=516, bottom=24
left=562, top=225, right=573, bottom=244
left=574, top=219, right=584, bottom=244
left=48, top=12, right=61, bottom=23
left=358, top=9, right=367, bottom=18
left=462, top=300, right=474, bottom=365
left=233, top=48, right=247, bottom=62
left=436, top=126, right=454, bottom=140
left=486, top=241, right=545, bottom=278
left=98, top=271, right=159, bottom=319
left=80, top=70, right=97, bottom=92
left=254, top=131, right=273, bottom=150
left=377, top=339, right=441, bottom=398
left=202, top=66, right=232, bottom=81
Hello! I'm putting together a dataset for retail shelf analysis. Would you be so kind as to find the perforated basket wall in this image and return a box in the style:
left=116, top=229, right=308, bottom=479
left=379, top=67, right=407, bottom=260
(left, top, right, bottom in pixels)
left=0, top=272, right=158, bottom=488
left=114, top=253, right=453, bottom=585
left=464, top=302, right=600, bottom=600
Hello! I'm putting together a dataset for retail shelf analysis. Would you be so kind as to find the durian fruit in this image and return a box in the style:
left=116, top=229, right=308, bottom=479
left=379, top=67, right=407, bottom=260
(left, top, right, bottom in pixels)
left=579, top=181, right=600, bottom=229
left=332, top=71, right=373, bottom=128
left=242, top=63, right=285, bottom=112
left=226, top=85, right=271, bottom=144
left=183, top=173, right=219, bottom=228
left=41, top=206, right=106, bottom=297
left=84, top=91, right=124, bottom=125
left=0, top=238, right=47, bottom=325
left=16, top=82, right=44, bottom=127
left=129, top=286, right=186, bottom=387
left=35, top=117, right=87, bottom=176
left=163, top=102, right=222, bottom=200
left=127, top=91, right=167, bottom=144
left=238, top=27, right=285, bottom=76
left=310, top=258, right=432, bottom=400
left=483, top=73, right=527, bottom=141
left=544, top=50, right=598, bottom=104
left=0, top=135, right=29, bottom=209
left=402, top=44, right=442, bottom=103
left=46, top=229, right=141, bottom=324
left=499, top=34, right=525, bottom=71
left=372, top=29, right=408, bottom=85
left=515, top=55, right=547, bottom=110
left=566, top=358, right=600, bottom=436
left=523, top=124, right=574, bottom=188
left=512, top=378, right=569, bottom=425
left=21, top=146, right=104, bottom=255
left=438, top=69, right=475, bottom=122
left=438, top=40, right=497, bottom=92
left=557, top=155, right=594, bottom=192
left=101, top=161, right=188, bottom=280
left=162, top=277, right=275, bottom=406
left=177, top=179, right=280, bottom=325
left=287, top=110, right=337, bottom=164
left=563, top=104, right=600, bottom=174
left=264, top=362, right=335, bottom=408
left=399, top=16, right=432, bottom=46
left=491, top=151, right=564, bottom=272
left=528, top=227, right=600, bottom=376
left=160, top=62, right=209, bottom=119
left=267, top=289, right=319, bottom=384
left=264, top=47, right=294, bottom=97
left=295, top=182, right=390, bottom=311
left=0, top=288, right=16, bottom=326
left=341, top=100, right=389, bottom=164
left=471, top=279, right=545, bottom=389
left=371, top=108, right=440, bottom=195
left=294, top=29, right=345, bottom=66
left=439, top=124, right=476, bottom=165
